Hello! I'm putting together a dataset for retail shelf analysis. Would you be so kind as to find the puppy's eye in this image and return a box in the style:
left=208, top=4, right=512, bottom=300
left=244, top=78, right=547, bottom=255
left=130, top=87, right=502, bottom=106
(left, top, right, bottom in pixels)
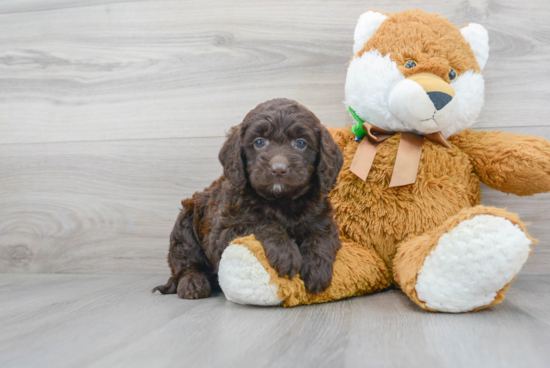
left=449, top=69, right=457, bottom=81
left=295, top=140, right=307, bottom=149
left=404, top=60, right=417, bottom=69
left=254, top=138, right=266, bottom=148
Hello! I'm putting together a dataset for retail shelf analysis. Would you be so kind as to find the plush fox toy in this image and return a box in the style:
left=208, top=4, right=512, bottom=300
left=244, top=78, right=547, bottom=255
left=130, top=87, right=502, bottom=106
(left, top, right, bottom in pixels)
left=216, top=9, right=550, bottom=312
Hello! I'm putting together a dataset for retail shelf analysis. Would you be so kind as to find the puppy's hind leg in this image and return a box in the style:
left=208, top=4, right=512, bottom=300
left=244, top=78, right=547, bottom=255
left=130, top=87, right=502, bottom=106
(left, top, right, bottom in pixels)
left=152, top=199, right=213, bottom=299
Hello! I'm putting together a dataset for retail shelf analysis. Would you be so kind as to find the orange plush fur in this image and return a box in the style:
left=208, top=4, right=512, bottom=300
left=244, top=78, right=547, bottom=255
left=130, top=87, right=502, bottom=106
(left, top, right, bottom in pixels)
left=222, top=9, right=550, bottom=311
left=358, top=11, right=481, bottom=80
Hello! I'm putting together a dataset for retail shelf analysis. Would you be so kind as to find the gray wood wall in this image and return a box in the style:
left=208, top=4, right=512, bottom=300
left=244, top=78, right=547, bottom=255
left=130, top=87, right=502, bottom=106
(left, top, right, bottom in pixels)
left=1, top=0, right=548, bottom=275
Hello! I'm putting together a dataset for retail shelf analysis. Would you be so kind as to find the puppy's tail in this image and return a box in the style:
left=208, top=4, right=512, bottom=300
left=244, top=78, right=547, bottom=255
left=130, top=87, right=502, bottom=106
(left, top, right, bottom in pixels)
left=152, top=276, right=178, bottom=294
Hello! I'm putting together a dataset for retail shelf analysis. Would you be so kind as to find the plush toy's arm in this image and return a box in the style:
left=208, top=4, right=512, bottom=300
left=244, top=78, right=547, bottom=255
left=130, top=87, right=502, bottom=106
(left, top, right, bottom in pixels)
left=449, top=129, right=550, bottom=196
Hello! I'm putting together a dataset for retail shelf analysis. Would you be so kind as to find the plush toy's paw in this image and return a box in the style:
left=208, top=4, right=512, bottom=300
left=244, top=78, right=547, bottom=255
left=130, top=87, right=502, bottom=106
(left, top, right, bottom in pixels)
left=415, top=214, right=532, bottom=312
left=218, top=239, right=283, bottom=306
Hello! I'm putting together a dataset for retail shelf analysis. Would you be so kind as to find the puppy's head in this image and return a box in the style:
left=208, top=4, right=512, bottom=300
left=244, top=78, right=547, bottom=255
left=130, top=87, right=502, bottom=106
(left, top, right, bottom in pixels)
left=219, top=98, right=343, bottom=200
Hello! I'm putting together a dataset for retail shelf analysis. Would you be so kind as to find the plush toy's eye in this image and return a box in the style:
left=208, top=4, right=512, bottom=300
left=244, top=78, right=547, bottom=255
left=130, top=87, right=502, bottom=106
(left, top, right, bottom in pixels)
left=254, top=138, right=266, bottom=148
left=295, top=140, right=307, bottom=149
left=404, top=60, right=417, bottom=68
left=449, top=69, right=457, bottom=81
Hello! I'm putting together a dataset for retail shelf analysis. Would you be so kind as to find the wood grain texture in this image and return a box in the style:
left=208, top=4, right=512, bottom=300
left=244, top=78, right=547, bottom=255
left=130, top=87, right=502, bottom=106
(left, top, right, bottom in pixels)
left=0, top=0, right=132, bottom=14
left=0, top=0, right=549, bottom=144
left=1, top=2, right=549, bottom=366
left=0, top=273, right=549, bottom=368
left=0, top=127, right=548, bottom=274
left=0, top=0, right=549, bottom=275
left=0, top=136, right=224, bottom=273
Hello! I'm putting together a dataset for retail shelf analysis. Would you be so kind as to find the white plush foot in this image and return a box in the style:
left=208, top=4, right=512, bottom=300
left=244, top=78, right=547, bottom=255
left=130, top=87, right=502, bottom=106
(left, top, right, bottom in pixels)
left=415, top=215, right=531, bottom=313
left=218, top=243, right=282, bottom=306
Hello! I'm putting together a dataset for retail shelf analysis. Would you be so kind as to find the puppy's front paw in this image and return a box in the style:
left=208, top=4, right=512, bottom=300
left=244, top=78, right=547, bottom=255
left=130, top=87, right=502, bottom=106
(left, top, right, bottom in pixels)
left=264, top=240, right=302, bottom=279
left=177, top=271, right=211, bottom=299
left=300, top=256, right=333, bottom=294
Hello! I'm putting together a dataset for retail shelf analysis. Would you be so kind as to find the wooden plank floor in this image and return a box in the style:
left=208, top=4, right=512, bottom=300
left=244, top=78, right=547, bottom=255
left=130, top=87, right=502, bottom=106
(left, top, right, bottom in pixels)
left=1, top=273, right=549, bottom=368
left=1, top=0, right=549, bottom=275
left=1, top=1, right=550, bottom=367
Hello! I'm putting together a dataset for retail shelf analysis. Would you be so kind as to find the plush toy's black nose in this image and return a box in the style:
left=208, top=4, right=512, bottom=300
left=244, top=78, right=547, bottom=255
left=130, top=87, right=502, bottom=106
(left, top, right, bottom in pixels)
left=427, top=91, right=453, bottom=110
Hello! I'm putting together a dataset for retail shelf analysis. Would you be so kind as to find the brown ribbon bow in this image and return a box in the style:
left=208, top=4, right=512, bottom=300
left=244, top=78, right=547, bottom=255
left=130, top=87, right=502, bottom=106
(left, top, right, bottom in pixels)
left=350, top=122, right=451, bottom=187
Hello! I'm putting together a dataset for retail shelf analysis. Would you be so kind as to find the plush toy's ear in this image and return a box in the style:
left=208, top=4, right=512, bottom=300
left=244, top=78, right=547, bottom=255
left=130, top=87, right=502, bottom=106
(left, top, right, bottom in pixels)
left=461, top=23, right=490, bottom=70
left=353, top=11, right=388, bottom=55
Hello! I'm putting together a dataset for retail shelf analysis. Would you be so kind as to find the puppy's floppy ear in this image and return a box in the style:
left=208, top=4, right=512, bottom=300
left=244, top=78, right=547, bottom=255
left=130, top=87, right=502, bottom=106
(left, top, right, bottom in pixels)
left=219, top=124, right=247, bottom=190
left=316, top=126, right=344, bottom=195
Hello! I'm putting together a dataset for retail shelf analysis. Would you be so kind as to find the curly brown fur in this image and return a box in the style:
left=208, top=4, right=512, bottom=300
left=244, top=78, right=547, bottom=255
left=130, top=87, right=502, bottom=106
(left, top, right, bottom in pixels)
left=153, top=98, right=344, bottom=298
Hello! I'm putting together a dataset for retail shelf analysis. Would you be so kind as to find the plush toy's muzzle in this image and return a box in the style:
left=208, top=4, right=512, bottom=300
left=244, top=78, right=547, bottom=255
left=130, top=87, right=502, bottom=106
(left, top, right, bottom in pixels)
left=388, top=73, right=456, bottom=133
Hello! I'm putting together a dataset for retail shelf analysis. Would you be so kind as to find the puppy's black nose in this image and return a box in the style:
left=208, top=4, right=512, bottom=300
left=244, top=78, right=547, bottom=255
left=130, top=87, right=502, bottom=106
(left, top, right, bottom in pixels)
left=270, top=163, right=288, bottom=177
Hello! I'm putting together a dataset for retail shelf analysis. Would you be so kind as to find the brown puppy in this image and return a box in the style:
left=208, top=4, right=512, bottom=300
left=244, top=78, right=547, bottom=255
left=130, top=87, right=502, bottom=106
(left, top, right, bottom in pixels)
left=153, top=98, right=344, bottom=299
